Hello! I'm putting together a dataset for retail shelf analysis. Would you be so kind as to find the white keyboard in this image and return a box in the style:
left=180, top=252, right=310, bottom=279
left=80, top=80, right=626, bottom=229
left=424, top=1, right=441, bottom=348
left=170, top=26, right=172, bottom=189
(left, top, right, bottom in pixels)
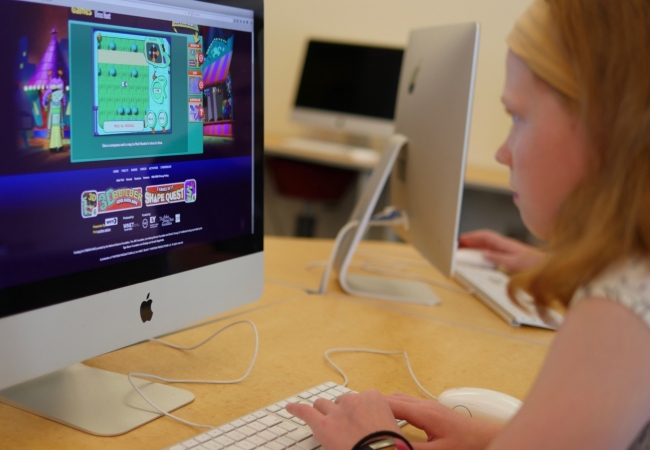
left=164, top=382, right=406, bottom=450
left=454, top=264, right=563, bottom=330
left=281, top=137, right=380, bottom=165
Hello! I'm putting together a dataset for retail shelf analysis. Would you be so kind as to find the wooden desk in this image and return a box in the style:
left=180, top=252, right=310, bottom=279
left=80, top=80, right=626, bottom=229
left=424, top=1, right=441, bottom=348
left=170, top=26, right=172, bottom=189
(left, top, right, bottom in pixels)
left=0, top=237, right=551, bottom=449
left=265, top=134, right=511, bottom=191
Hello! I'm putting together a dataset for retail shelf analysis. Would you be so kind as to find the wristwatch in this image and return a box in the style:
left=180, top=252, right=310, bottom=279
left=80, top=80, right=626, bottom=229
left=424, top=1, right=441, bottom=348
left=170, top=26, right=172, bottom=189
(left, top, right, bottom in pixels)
left=358, top=438, right=398, bottom=450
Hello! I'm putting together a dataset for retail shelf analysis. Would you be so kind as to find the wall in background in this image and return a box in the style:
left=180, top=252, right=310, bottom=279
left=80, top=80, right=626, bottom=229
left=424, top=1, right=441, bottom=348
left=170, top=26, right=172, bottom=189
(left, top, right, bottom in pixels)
left=264, top=0, right=530, bottom=172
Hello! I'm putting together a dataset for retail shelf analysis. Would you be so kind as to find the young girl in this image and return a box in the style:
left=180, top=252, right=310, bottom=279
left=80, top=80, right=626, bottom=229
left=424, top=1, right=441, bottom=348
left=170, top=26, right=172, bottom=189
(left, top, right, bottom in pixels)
left=287, top=1, right=650, bottom=448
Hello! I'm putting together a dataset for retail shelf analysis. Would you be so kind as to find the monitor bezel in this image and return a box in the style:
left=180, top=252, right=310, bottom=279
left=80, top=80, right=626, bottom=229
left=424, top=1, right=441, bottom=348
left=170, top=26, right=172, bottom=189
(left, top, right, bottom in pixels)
left=0, top=0, right=265, bottom=320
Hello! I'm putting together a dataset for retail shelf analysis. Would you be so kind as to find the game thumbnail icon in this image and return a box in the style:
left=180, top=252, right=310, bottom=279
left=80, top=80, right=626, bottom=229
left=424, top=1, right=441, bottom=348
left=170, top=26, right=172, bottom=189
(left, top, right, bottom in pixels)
left=93, top=29, right=172, bottom=136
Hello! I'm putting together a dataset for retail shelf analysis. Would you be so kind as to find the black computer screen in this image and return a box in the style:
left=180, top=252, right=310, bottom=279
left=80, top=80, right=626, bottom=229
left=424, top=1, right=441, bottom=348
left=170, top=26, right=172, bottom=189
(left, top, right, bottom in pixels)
left=294, top=40, right=403, bottom=120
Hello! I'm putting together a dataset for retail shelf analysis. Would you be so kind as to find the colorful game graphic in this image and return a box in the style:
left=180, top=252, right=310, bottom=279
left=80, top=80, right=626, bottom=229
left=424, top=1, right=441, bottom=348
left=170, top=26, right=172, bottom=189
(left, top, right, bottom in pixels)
left=81, top=187, right=144, bottom=218
left=15, top=26, right=72, bottom=157
left=201, top=36, right=233, bottom=138
left=8, top=5, right=250, bottom=171
left=92, top=30, right=172, bottom=136
left=144, top=180, right=197, bottom=206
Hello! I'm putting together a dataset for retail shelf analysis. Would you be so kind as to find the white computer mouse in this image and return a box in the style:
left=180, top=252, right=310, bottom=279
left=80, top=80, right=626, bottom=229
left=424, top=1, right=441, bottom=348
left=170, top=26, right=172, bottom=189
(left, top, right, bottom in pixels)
left=438, top=387, right=522, bottom=423
left=455, top=248, right=497, bottom=270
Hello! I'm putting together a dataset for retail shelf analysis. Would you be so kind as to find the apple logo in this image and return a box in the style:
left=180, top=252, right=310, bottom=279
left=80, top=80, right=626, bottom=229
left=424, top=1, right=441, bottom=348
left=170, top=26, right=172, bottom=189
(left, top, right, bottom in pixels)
left=140, top=293, right=153, bottom=322
left=408, top=63, right=421, bottom=94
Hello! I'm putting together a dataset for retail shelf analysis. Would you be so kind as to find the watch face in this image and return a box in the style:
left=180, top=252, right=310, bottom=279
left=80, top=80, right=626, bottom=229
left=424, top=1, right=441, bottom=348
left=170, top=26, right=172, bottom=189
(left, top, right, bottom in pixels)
left=366, top=438, right=397, bottom=450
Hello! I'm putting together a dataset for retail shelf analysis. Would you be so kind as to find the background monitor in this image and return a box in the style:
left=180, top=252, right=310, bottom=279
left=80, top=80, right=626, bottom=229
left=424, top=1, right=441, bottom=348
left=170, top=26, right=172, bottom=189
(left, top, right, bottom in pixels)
left=292, top=39, right=403, bottom=139
left=331, top=22, right=480, bottom=303
left=390, top=22, right=480, bottom=278
left=0, top=0, right=264, bottom=435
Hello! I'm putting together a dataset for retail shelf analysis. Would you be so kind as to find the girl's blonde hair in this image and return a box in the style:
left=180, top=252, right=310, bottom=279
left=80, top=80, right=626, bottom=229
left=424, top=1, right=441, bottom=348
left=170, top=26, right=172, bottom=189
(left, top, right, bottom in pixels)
left=509, top=0, right=650, bottom=309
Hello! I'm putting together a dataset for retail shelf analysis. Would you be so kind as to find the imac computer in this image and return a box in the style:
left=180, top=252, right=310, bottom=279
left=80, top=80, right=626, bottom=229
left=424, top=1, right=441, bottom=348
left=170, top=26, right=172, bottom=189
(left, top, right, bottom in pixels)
left=389, top=23, right=480, bottom=279
left=0, top=0, right=264, bottom=435
left=328, top=23, right=480, bottom=304
left=289, top=39, right=403, bottom=146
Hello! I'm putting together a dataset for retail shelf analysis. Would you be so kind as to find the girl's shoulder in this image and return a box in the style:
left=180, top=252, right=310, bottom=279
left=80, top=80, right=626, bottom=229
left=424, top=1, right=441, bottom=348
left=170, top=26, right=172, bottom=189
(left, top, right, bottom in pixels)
left=572, top=258, right=650, bottom=328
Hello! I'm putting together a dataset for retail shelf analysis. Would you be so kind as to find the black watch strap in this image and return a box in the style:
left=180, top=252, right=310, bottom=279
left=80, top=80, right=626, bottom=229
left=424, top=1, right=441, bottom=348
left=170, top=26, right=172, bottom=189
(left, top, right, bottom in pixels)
left=352, top=431, right=413, bottom=450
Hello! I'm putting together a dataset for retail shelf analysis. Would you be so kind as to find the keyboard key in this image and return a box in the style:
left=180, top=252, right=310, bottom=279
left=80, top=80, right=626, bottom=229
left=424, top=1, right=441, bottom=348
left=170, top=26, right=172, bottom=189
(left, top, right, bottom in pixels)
left=263, top=442, right=285, bottom=450
left=248, top=422, right=267, bottom=432
left=326, top=388, right=345, bottom=398
left=317, top=392, right=334, bottom=401
left=291, top=418, right=306, bottom=426
left=297, top=437, right=320, bottom=450
left=285, top=397, right=300, bottom=404
left=235, top=441, right=257, bottom=450
left=258, top=431, right=278, bottom=441
left=183, top=439, right=202, bottom=448
left=324, top=382, right=337, bottom=388
left=276, top=437, right=296, bottom=448
left=307, top=389, right=321, bottom=396
left=202, top=442, right=224, bottom=450
left=253, top=411, right=268, bottom=419
left=286, top=429, right=312, bottom=442
left=259, top=416, right=282, bottom=427
left=231, top=419, right=248, bottom=428
left=168, top=445, right=186, bottom=450
left=276, top=410, right=293, bottom=419
left=278, top=422, right=297, bottom=432
left=212, top=435, right=235, bottom=447
left=215, top=436, right=236, bottom=447
left=243, top=415, right=258, bottom=423
left=220, top=424, right=236, bottom=433
left=226, top=430, right=247, bottom=442
left=276, top=401, right=289, bottom=408
left=248, top=436, right=269, bottom=446
left=239, top=426, right=258, bottom=437
left=209, top=429, right=225, bottom=438
left=267, top=426, right=288, bottom=437
left=195, top=434, right=212, bottom=443
left=266, top=405, right=281, bottom=413
left=298, top=392, right=312, bottom=399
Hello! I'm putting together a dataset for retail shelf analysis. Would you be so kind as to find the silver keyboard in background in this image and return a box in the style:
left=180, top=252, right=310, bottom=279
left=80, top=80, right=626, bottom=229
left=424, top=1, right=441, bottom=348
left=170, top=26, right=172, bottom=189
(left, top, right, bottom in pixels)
left=453, top=264, right=563, bottom=330
left=281, top=137, right=380, bottom=165
left=165, top=382, right=406, bottom=450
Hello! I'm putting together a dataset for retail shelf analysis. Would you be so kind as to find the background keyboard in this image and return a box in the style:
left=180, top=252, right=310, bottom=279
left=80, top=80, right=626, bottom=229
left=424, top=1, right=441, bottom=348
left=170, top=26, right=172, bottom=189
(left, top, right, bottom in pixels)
left=454, top=264, right=563, bottom=330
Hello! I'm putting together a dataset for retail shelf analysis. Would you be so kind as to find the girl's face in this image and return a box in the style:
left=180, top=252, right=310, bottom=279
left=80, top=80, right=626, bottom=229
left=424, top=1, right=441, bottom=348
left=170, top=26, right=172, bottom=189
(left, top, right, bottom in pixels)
left=496, top=51, right=588, bottom=240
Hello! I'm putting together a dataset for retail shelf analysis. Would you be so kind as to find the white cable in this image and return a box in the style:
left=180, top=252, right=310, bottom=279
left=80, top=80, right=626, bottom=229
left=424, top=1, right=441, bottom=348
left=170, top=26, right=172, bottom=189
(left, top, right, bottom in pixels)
left=127, top=320, right=259, bottom=429
left=324, top=347, right=438, bottom=401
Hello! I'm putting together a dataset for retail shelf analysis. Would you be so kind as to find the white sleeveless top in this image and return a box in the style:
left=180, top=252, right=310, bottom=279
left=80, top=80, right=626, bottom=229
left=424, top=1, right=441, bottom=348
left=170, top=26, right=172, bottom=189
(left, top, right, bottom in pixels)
left=571, top=258, right=650, bottom=449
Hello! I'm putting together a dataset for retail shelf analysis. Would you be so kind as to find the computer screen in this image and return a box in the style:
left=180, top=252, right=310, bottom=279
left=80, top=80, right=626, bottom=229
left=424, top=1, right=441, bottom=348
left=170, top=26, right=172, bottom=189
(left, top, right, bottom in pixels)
left=0, top=0, right=263, bottom=432
left=292, top=39, right=403, bottom=139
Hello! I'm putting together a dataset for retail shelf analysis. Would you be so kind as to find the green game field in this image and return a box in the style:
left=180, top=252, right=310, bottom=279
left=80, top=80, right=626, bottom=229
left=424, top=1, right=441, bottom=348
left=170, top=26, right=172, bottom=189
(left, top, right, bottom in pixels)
left=96, top=36, right=156, bottom=130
